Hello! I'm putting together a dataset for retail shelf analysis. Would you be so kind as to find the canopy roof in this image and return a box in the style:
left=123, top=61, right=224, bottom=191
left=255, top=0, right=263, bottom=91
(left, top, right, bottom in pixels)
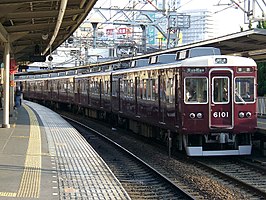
left=0, top=0, right=97, bottom=63
left=168, top=28, right=266, bottom=62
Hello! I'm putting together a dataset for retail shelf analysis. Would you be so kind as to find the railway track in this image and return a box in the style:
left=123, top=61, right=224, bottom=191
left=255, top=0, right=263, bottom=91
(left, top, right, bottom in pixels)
left=193, top=157, right=266, bottom=199
left=63, top=115, right=194, bottom=200
left=59, top=111, right=266, bottom=199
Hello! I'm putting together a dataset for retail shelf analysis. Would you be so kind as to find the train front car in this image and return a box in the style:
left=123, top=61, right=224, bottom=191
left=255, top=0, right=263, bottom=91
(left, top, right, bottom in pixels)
left=181, top=55, right=257, bottom=156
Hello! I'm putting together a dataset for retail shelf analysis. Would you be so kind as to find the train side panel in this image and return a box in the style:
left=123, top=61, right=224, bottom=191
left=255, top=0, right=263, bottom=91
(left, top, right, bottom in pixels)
left=17, top=52, right=257, bottom=157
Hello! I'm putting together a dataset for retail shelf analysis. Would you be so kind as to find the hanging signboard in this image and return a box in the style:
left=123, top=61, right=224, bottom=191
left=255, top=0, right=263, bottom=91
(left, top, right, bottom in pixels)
left=10, top=59, right=17, bottom=74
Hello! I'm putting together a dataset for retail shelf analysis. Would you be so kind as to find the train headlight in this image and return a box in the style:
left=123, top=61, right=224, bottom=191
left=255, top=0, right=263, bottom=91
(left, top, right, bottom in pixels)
left=238, top=112, right=245, bottom=118
left=196, top=113, right=203, bottom=119
left=246, top=112, right=252, bottom=118
left=189, top=113, right=196, bottom=119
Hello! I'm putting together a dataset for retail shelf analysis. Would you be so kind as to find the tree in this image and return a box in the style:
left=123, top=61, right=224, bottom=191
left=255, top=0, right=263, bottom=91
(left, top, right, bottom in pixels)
left=257, top=14, right=266, bottom=29
left=257, top=20, right=266, bottom=29
left=256, top=18, right=266, bottom=96
left=258, top=62, right=266, bottom=96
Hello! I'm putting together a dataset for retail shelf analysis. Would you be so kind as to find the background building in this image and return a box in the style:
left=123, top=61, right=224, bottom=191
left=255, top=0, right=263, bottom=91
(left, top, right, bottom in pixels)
left=180, top=9, right=214, bottom=44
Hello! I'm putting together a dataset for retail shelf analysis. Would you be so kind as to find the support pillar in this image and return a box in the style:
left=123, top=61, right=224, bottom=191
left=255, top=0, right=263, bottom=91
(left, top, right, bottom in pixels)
left=140, top=24, right=147, bottom=54
left=2, top=42, right=10, bottom=128
left=9, top=73, right=14, bottom=116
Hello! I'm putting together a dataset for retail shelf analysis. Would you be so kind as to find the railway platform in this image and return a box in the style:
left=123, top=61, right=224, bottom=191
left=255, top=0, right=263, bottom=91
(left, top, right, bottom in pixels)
left=255, top=118, right=266, bottom=156
left=0, top=101, right=130, bottom=199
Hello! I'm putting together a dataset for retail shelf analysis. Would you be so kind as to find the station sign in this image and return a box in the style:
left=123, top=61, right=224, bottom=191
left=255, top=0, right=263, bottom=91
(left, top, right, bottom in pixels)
left=106, top=29, right=114, bottom=35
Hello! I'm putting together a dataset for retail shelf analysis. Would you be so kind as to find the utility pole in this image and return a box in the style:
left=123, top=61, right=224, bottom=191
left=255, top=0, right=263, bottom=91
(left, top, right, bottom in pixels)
left=217, top=0, right=266, bottom=24
left=91, top=22, right=98, bottom=49
left=91, top=0, right=190, bottom=51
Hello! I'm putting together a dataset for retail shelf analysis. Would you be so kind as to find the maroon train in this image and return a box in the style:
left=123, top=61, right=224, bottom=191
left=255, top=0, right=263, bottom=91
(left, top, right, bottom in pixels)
left=17, top=47, right=257, bottom=156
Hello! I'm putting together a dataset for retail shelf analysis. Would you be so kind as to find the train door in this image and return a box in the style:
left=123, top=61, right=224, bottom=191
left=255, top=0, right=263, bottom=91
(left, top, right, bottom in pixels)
left=77, top=80, right=81, bottom=104
left=87, top=79, right=91, bottom=105
left=50, top=80, right=53, bottom=100
left=57, top=80, right=60, bottom=100
left=135, top=76, right=138, bottom=115
left=99, top=79, right=102, bottom=107
left=209, top=69, right=233, bottom=128
left=118, top=78, right=121, bottom=111
left=175, top=74, right=180, bottom=125
left=159, top=74, right=166, bottom=123
left=66, top=80, right=69, bottom=101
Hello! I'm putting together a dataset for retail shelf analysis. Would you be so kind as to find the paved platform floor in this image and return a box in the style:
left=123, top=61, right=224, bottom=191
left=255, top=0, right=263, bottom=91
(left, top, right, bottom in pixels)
left=0, top=101, right=130, bottom=199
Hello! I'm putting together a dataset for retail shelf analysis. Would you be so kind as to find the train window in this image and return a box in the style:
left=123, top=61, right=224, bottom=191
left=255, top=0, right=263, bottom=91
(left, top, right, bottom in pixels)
left=160, top=76, right=166, bottom=102
left=93, top=81, right=99, bottom=94
left=112, top=80, right=119, bottom=97
left=44, top=81, right=49, bottom=91
left=68, top=78, right=74, bottom=93
left=147, top=79, right=152, bottom=100
left=137, top=78, right=142, bottom=99
left=185, top=77, right=208, bottom=104
left=74, top=80, right=78, bottom=93
left=151, top=79, right=157, bottom=101
left=129, top=79, right=134, bottom=97
left=213, top=77, right=229, bottom=104
left=82, top=80, right=87, bottom=94
left=139, top=79, right=157, bottom=101
left=69, top=81, right=74, bottom=93
left=100, top=80, right=104, bottom=95
left=143, top=79, right=147, bottom=99
left=234, top=77, right=255, bottom=103
left=104, top=81, right=110, bottom=96
left=90, top=81, right=95, bottom=94
left=62, top=82, right=67, bottom=92
left=123, top=80, right=128, bottom=97
left=166, top=78, right=174, bottom=103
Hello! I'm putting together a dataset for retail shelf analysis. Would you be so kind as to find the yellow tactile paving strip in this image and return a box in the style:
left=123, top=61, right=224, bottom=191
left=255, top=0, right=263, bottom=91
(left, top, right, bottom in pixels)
left=0, top=192, right=17, bottom=197
left=16, top=104, right=42, bottom=198
left=26, top=101, right=131, bottom=199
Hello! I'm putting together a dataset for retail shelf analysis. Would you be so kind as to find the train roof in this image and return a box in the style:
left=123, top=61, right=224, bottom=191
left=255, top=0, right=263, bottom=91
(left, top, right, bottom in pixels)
left=182, top=55, right=257, bottom=67
left=109, top=55, right=257, bottom=76
left=16, top=53, right=257, bottom=81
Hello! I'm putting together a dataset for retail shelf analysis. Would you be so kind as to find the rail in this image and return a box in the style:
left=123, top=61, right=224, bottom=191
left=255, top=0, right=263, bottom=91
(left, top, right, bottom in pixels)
left=258, top=97, right=266, bottom=116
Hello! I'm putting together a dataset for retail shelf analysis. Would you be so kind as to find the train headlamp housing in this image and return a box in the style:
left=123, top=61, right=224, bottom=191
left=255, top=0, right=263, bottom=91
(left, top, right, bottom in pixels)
left=238, top=112, right=245, bottom=118
left=189, top=113, right=196, bottom=119
left=246, top=112, right=252, bottom=118
left=196, top=113, right=203, bottom=119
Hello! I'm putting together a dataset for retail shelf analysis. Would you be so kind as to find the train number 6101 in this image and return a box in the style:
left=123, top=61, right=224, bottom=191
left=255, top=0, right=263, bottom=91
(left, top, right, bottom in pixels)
left=213, top=111, right=229, bottom=118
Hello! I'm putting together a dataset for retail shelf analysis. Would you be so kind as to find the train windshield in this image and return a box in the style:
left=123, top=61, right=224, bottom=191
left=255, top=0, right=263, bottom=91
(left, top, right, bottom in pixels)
left=234, top=77, right=255, bottom=103
left=185, top=77, right=207, bottom=104
left=213, top=77, right=229, bottom=104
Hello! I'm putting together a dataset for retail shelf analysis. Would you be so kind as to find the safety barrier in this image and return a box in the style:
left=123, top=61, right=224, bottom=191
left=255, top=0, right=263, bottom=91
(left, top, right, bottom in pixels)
left=258, top=97, right=266, bottom=116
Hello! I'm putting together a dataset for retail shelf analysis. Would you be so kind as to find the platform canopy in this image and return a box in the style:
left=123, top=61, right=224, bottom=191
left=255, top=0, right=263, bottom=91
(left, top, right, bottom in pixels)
left=203, top=28, right=266, bottom=62
left=0, top=0, right=97, bottom=63
left=165, top=28, right=266, bottom=62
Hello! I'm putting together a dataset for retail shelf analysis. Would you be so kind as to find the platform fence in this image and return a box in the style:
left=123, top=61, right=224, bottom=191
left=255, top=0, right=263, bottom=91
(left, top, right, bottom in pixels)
left=258, top=96, right=266, bottom=116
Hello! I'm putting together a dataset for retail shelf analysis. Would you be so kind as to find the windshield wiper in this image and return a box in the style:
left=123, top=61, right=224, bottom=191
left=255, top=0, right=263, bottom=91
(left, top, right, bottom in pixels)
left=235, top=90, right=246, bottom=104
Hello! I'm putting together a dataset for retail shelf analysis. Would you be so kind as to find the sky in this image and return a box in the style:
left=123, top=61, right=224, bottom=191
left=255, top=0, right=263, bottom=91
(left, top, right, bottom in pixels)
left=179, top=0, right=248, bottom=36
left=88, top=0, right=258, bottom=37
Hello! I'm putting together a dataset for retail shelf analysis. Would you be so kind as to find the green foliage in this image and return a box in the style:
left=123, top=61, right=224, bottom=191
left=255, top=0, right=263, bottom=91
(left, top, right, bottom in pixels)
left=257, top=18, right=266, bottom=29
left=258, top=62, right=266, bottom=96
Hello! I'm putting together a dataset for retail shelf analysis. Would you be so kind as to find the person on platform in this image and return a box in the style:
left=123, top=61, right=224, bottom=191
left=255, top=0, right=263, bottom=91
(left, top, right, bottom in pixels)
left=14, top=84, right=22, bottom=108
left=0, top=84, right=3, bottom=109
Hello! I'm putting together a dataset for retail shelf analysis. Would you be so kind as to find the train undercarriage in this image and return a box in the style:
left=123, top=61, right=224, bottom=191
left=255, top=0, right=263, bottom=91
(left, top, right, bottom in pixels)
left=183, top=132, right=252, bottom=156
